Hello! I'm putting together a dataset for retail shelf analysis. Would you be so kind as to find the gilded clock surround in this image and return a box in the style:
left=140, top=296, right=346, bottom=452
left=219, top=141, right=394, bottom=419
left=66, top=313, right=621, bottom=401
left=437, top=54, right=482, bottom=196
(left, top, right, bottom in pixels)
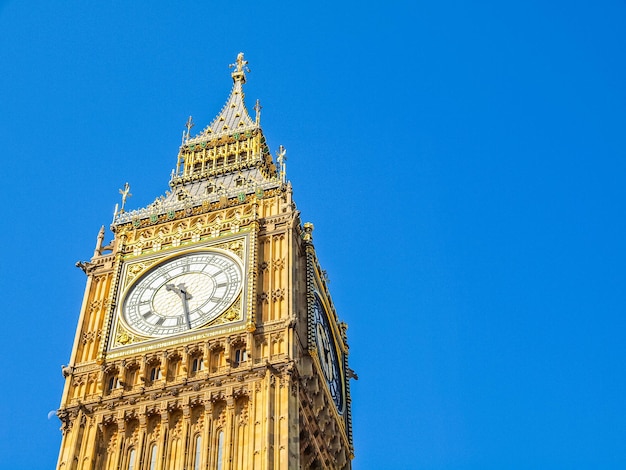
left=109, top=237, right=251, bottom=354
left=57, top=53, right=354, bottom=470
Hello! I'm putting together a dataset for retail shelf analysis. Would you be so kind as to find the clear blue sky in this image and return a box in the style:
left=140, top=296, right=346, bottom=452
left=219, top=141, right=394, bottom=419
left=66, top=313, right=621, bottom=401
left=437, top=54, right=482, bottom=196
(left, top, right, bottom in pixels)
left=1, top=1, right=625, bottom=469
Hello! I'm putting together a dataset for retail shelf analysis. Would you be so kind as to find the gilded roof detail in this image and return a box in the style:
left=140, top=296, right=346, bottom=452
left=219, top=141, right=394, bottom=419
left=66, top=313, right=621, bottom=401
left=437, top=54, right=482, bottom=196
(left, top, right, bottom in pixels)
left=111, top=53, right=281, bottom=228
left=188, top=53, right=256, bottom=144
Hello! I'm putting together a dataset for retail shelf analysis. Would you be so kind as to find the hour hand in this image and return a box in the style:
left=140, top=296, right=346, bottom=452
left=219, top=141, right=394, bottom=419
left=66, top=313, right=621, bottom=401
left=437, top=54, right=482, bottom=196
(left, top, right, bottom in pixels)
left=166, top=283, right=192, bottom=300
left=180, top=284, right=192, bottom=300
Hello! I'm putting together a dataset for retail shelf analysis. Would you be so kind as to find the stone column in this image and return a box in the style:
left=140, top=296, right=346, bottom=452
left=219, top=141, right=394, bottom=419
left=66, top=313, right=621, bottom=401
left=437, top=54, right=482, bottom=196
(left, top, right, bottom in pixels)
left=156, top=408, right=169, bottom=470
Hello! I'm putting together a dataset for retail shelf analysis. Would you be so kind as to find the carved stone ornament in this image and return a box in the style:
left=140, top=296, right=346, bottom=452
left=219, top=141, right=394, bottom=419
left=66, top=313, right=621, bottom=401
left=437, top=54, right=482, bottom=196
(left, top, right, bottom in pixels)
left=114, top=324, right=145, bottom=347
left=224, top=303, right=240, bottom=321
left=123, top=260, right=160, bottom=289
left=271, top=288, right=285, bottom=302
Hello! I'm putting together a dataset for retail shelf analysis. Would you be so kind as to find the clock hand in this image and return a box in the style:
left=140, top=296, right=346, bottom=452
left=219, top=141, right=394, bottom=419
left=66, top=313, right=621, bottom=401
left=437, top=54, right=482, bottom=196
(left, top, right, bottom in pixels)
left=178, top=283, right=192, bottom=330
left=320, top=331, right=334, bottom=380
left=166, top=283, right=193, bottom=329
left=326, top=348, right=334, bottom=380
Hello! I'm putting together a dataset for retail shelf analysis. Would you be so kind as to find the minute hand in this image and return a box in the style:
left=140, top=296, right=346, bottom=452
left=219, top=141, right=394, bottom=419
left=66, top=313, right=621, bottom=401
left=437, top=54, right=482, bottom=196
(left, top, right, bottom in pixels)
left=166, top=283, right=193, bottom=329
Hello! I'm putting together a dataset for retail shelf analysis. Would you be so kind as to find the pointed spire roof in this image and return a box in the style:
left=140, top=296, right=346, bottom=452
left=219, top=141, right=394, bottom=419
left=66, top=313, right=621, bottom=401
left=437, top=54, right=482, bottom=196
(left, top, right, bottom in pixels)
left=188, top=53, right=257, bottom=143
left=111, top=53, right=283, bottom=228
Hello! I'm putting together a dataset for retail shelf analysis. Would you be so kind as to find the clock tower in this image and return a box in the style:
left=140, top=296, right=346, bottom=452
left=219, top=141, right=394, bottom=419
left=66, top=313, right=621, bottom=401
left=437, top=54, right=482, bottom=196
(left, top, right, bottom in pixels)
left=56, top=53, right=354, bottom=470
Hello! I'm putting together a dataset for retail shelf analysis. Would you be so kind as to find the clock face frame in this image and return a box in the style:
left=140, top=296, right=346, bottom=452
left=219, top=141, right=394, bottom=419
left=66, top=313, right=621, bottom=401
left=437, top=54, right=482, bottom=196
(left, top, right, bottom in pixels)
left=121, top=250, right=243, bottom=338
left=312, top=292, right=344, bottom=413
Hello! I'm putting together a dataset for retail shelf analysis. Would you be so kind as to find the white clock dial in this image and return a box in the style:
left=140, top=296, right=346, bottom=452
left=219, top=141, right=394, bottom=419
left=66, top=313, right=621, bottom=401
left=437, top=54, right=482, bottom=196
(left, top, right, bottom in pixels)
left=122, top=251, right=243, bottom=337
left=313, top=293, right=344, bottom=413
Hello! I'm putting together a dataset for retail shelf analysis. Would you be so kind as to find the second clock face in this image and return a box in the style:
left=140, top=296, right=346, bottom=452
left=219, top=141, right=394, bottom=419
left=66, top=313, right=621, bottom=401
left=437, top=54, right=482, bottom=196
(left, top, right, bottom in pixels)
left=122, top=251, right=243, bottom=337
left=313, top=293, right=344, bottom=413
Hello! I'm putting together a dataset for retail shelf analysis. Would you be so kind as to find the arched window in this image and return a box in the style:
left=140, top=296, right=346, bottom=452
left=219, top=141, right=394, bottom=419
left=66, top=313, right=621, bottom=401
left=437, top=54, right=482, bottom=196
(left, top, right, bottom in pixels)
left=193, top=435, right=202, bottom=470
left=149, top=365, right=162, bottom=382
left=105, top=368, right=121, bottom=395
left=191, top=356, right=204, bottom=374
left=216, top=431, right=225, bottom=470
left=233, top=346, right=247, bottom=368
left=107, top=375, right=118, bottom=392
left=148, top=444, right=157, bottom=470
left=127, top=449, right=136, bottom=470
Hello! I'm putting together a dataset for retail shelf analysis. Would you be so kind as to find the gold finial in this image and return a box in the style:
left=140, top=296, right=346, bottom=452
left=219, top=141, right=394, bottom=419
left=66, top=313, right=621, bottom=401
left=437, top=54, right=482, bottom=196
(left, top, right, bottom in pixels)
left=230, top=52, right=249, bottom=73
left=229, top=52, right=250, bottom=83
left=254, top=99, right=262, bottom=125
left=119, top=182, right=132, bottom=213
left=277, top=145, right=287, bottom=184
left=184, top=116, right=194, bottom=142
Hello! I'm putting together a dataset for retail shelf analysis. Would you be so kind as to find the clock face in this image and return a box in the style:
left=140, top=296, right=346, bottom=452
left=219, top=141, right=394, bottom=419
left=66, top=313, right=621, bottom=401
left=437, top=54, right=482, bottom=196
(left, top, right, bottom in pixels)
left=313, top=293, right=344, bottom=412
left=122, top=251, right=243, bottom=337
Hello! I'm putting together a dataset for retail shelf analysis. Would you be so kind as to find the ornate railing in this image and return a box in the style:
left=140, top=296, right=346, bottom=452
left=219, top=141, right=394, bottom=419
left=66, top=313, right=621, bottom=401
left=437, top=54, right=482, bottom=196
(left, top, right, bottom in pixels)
left=186, top=123, right=260, bottom=145
left=112, top=179, right=280, bottom=226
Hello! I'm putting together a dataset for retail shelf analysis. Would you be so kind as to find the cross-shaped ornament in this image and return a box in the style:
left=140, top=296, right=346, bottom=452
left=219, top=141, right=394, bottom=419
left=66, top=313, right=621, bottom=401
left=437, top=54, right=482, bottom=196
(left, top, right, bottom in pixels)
left=185, top=116, right=195, bottom=139
left=119, top=182, right=132, bottom=212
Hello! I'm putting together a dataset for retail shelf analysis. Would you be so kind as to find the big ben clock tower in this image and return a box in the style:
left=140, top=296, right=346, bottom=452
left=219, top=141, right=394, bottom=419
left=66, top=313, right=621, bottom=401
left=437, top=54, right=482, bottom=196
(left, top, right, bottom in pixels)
left=56, top=53, right=354, bottom=470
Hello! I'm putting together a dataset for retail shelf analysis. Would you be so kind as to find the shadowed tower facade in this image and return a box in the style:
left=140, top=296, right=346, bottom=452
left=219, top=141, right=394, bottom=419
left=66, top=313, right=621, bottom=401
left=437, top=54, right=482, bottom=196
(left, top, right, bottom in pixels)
left=56, top=53, right=354, bottom=470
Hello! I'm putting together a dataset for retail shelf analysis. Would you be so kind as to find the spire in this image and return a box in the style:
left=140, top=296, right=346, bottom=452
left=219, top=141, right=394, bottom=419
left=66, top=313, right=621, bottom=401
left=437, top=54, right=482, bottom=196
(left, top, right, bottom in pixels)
left=188, top=52, right=255, bottom=144
left=167, top=52, right=278, bottom=190
left=254, top=99, right=262, bottom=126
left=113, top=54, right=281, bottom=228
left=93, top=225, right=105, bottom=257
left=277, top=145, right=287, bottom=184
